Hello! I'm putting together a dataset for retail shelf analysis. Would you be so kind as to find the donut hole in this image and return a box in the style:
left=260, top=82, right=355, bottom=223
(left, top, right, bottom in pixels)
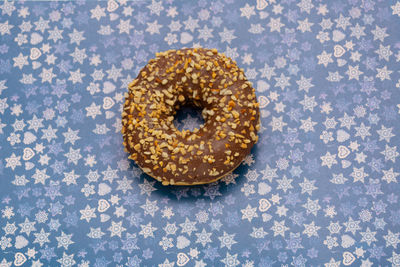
left=173, top=103, right=205, bottom=132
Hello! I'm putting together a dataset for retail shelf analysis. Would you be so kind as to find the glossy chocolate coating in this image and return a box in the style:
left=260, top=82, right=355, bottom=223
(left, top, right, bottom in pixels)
left=122, top=48, right=260, bottom=185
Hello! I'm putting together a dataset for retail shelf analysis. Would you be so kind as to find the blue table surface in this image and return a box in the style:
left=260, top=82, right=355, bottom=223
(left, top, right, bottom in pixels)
left=1, top=0, right=400, bottom=266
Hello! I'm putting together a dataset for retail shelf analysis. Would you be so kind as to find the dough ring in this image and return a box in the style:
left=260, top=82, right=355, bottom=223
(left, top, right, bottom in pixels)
left=122, top=48, right=260, bottom=185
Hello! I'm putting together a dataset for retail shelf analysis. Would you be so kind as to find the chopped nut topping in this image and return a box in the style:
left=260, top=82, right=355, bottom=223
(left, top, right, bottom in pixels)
left=122, top=48, right=260, bottom=185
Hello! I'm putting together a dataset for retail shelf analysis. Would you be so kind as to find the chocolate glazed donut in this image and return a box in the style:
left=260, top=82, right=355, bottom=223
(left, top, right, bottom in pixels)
left=122, top=48, right=260, bottom=185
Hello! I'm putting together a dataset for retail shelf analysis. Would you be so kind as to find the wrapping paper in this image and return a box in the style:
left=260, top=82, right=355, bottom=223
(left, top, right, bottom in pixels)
left=1, top=0, right=400, bottom=266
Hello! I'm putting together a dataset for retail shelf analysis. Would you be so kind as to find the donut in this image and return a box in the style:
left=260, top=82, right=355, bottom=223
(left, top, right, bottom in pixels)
left=122, top=48, right=260, bottom=185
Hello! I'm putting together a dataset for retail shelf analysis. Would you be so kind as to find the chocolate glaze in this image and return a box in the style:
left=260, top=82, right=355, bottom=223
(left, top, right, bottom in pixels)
left=122, top=48, right=260, bottom=185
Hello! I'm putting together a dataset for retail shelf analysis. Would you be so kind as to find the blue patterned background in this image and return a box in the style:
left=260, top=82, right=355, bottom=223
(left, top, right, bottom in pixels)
left=1, top=0, right=400, bottom=266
